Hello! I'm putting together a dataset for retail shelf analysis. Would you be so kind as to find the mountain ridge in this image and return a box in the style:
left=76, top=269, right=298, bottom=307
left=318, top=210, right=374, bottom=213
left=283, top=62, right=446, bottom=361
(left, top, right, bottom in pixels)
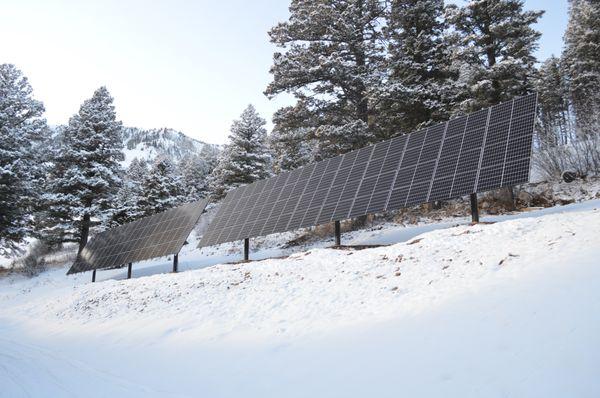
left=122, top=127, right=221, bottom=166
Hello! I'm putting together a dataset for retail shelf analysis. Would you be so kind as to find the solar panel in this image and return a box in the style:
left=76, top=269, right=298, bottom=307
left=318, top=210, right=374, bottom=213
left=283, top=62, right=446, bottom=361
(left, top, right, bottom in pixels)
left=199, top=94, right=537, bottom=248
left=68, top=199, right=209, bottom=274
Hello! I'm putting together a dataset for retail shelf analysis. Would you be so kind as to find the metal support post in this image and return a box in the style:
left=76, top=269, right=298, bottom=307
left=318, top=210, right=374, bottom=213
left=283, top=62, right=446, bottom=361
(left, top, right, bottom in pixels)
left=244, top=238, right=249, bottom=261
left=173, top=254, right=178, bottom=273
left=92, top=269, right=96, bottom=283
left=470, top=193, right=479, bottom=223
left=127, top=263, right=132, bottom=279
left=334, top=220, right=341, bottom=246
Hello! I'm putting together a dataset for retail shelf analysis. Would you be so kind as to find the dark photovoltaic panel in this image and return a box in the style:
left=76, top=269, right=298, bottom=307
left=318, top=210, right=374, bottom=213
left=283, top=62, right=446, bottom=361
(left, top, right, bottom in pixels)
left=200, top=94, right=537, bottom=248
left=68, top=199, right=209, bottom=274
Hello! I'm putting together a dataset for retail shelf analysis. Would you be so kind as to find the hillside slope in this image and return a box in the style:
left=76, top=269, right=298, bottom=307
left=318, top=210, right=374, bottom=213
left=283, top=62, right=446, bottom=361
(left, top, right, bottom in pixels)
left=122, top=126, right=220, bottom=166
left=1, top=201, right=599, bottom=397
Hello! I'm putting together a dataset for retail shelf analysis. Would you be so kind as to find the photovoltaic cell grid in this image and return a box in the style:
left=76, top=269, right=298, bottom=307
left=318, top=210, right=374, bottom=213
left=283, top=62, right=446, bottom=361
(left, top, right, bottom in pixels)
left=67, top=199, right=209, bottom=274
left=199, top=94, right=537, bottom=248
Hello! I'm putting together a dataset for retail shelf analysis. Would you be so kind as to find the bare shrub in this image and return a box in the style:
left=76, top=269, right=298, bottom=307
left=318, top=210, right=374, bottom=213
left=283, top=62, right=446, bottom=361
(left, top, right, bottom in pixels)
left=534, top=133, right=600, bottom=180
left=18, top=241, right=51, bottom=277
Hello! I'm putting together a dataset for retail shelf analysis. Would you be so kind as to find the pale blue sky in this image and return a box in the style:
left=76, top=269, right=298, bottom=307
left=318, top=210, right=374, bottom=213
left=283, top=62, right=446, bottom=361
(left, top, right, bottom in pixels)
left=1, top=0, right=568, bottom=144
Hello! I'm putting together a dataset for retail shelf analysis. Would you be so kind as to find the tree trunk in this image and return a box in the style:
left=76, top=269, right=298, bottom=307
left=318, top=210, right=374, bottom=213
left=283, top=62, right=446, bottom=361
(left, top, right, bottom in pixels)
left=78, top=213, right=91, bottom=254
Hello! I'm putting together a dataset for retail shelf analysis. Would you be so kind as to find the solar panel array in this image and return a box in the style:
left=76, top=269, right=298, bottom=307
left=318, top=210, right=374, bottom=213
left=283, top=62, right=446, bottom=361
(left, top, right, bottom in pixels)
left=68, top=199, right=208, bottom=274
left=199, top=94, right=537, bottom=248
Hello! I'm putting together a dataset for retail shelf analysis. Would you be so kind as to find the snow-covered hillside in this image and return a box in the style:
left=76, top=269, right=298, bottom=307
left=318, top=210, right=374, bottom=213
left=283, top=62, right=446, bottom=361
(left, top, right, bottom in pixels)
left=122, top=127, right=220, bottom=166
left=1, top=200, right=599, bottom=397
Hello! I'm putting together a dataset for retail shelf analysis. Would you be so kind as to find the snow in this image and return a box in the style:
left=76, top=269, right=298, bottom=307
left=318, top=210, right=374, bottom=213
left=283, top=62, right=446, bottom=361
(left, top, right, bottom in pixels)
left=0, top=254, right=14, bottom=269
left=0, top=237, right=36, bottom=269
left=122, top=141, right=154, bottom=166
left=121, top=127, right=218, bottom=167
left=1, top=201, right=600, bottom=397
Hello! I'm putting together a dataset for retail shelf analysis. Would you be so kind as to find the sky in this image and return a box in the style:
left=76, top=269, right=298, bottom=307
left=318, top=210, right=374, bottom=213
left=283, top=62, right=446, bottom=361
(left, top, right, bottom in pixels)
left=1, top=0, right=568, bottom=145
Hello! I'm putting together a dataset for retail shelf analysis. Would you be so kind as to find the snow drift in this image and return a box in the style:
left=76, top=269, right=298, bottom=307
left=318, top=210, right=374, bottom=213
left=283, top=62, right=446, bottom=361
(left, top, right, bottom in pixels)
left=1, top=201, right=599, bottom=397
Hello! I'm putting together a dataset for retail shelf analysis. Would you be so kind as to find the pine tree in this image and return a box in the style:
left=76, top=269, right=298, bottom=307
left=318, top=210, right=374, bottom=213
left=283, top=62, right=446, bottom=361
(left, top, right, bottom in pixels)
left=270, top=127, right=314, bottom=172
left=536, top=56, right=573, bottom=146
left=138, top=156, right=184, bottom=216
left=110, top=158, right=148, bottom=226
left=42, top=87, right=124, bottom=252
left=313, top=120, right=375, bottom=160
left=563, top=0, right=600, bottom=136
left=198, top=144, right=220, bottom=173
left=378, top=0, right=458, bottom=137
left=208, top=150, right=229, bottom=201
left=36, top=130, right=70, bottom=247
left=270, top=103, right=315, bottom=172
left=127, top=157, right=149, bottom=183
left=266, top=0, right=385, bottom=151
left=447, top=0, right=543, bottom=112
left=179, top=154, right=211, bottom=201
left=209, top=105, right=271, bottom=199
left=0, top=64, right=47, bottom=255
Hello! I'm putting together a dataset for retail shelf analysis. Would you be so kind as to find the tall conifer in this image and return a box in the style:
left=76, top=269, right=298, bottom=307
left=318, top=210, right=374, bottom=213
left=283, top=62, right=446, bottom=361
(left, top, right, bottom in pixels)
left=42, top=87, right=124, bottom=252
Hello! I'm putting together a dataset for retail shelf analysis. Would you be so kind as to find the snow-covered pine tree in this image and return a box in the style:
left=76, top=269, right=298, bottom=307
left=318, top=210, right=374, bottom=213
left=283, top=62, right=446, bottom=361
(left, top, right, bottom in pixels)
left=563, top=0, right=600, bottom=136
left=535, top=56, right=574, bottom=146
left=179, top=154, right=210, bottom=201
left=270, top=127, right=313, bottom=173
left=207, top=150, right=229, bottom=201
left=138, top=156, right=185, bottom=216
left=313, top=120, right=375, bottom=160
left=198, top=144, right=220, bottom=173
left=110, top=158, right=148, bottom=226
left=42, top=87, right=124, bottom=253
left=266, top=0, right=385, bottom=150
left=447, top=0, right=543, bottom=112
left=209, top=105, right=271, bottom=200
left=0, top=64, right=48, bottom=255
left=378, top=0, right=458, bottom=138
left=270, top=103, right=315, bottom=172
left=126, top=157, right=149, bottom=184
left=35, top=129, right=70, bottom=247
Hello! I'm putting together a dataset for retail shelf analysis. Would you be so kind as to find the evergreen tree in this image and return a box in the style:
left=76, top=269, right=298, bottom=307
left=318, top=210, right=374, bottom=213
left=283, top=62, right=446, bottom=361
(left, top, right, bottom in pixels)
left=563, top=0, right=600, bottom=136
left=313, top=120, right=374, bottom=160
left=139, top=156, right=184, bottom=216
left=535, top=56, right=573, bottom=146
left=179, top=154, right=210, bottom=201
left=36, top=130, right=70, bottom=247
left=208, top=150, right=230, bottom=201
left=42, top=87, right=124, bottom=252
left=378, top=0, right=458, bottom=137
left=198, top=144, right=220, bottom=173
left=209, top=105, right=271, bottom=199
left=127, top=157, right=149, bottom=183
left=266, top=0, right=386, bottom=151
left=447, top=0, right=543, bottom=112
left=110, top=158, right=148, bottom=226
left=270, top=127, right=313, bottom=172
left=270, top=104, right=315, bottom=172
left=0, top=64, right=47, bottom=255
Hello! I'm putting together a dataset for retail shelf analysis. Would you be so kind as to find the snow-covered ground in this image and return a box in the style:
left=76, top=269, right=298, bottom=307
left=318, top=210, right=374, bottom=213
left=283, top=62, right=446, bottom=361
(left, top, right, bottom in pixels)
left=1, top=200, right=600, bottom=397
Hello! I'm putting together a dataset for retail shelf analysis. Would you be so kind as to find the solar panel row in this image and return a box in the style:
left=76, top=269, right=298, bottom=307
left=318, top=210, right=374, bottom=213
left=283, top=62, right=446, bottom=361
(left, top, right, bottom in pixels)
left=199, top=94, right=537, bottom=248
left=68, top=199, right=208, bottom=274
